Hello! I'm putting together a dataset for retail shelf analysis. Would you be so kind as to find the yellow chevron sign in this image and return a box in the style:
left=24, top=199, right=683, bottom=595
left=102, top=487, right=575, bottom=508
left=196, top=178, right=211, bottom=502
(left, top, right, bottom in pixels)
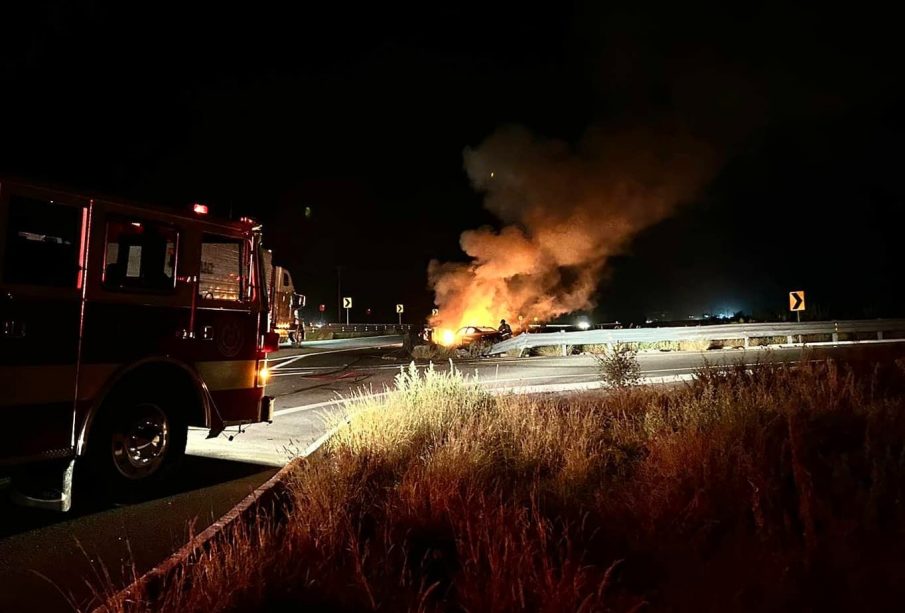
left=789, top=290, right=806, bottom=312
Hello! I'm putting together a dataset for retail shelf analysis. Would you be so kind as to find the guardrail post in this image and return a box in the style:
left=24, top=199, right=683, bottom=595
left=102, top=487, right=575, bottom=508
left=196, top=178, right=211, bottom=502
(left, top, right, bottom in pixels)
left=787, top=335, right=794, bottom=345
left=744, top=336, right=749, bottom=349
left=832, top=332, right=839, bottom=343
left=561, top=344, right=568, bottom=357
left=878, top=330, right=884, bottom=340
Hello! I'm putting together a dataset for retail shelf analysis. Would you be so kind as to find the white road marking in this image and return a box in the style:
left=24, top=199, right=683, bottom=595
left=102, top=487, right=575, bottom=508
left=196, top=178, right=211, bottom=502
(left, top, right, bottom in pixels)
left=483, top=372, right=595, bottom=385
left=266, top=353, right=310, bottom=363
left=480, top=364, right=711, bottom=387
left=492, top=374, right=697, bottom=395
left=269, top=343, right=401, bottom=370
left=274, top=392, right=391, bottom=417
left=270, top=366, right=349, bottom=377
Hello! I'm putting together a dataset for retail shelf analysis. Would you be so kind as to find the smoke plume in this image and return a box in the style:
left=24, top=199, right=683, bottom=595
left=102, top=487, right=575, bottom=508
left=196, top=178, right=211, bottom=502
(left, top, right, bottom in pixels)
left=429, top=121, right=716, bottom=332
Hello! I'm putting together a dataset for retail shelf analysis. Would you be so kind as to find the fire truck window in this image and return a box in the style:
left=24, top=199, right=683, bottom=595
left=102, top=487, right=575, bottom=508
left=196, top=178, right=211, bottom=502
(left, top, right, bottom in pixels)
left=103, top=220, right=178, bottom=291
left=282, top=271, right=290, bottom=287
left=2, top=195, right=82, bottom=287
left=199, top=235, right=246, bottom=301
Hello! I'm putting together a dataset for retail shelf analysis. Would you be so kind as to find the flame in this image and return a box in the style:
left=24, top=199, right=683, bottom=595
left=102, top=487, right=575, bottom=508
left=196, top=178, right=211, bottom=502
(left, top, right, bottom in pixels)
left=428, top=270, right=535, bottom=340
left=432, top=296, right=499, bottom=332
left=435, top=329, right=457, bottom=346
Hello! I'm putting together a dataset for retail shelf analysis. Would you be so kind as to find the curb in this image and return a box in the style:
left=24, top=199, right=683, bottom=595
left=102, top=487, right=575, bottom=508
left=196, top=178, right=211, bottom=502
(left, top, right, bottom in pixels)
left=92, top=455, right=306, bottom=612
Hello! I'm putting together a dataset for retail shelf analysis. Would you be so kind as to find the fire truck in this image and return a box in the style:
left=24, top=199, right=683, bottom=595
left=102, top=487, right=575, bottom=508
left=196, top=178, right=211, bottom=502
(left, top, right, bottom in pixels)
left=0, top=178, right=279, bottom=511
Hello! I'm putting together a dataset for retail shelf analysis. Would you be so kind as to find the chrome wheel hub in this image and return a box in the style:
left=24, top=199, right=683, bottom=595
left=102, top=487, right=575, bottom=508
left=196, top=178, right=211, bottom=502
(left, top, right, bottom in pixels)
left=111, top=403, right=169, bottom=479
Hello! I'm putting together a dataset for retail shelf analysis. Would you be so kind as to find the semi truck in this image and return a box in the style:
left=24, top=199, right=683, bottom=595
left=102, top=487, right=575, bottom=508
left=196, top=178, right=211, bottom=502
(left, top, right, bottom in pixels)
left=261, top=250, right=305, bottom=344
left=194, top=242, right=304, bottom=344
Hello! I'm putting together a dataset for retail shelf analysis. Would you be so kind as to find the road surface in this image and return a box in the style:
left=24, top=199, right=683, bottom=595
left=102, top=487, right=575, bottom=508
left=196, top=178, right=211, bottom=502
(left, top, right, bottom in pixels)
left=1, top=335, right=899, bottom=611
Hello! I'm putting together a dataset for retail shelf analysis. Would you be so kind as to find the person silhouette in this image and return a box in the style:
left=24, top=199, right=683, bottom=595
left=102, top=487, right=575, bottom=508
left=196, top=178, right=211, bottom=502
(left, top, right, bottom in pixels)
left=498, top=319, right=512, bottom=339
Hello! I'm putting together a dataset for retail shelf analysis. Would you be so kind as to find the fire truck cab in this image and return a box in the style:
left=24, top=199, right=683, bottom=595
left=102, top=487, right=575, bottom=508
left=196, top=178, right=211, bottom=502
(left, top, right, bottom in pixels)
left=0, top=179, right=278, bottom=511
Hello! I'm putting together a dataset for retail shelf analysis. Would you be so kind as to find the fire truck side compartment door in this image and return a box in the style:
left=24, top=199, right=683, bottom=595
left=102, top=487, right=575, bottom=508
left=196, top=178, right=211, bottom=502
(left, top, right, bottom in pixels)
left=0, top=188, right=87, bottom=464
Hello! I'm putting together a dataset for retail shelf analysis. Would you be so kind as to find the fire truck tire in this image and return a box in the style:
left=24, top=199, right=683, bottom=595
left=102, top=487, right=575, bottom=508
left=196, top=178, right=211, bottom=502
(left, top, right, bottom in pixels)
left=84, top=387, right=188, bottom=500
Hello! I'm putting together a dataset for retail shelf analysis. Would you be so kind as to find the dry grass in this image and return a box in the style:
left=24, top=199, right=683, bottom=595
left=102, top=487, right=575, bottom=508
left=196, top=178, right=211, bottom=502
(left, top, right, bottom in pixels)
left=580, top=340, right=713, bottom=353
left=748, top=334, right=790, bottom=346
left=303, top=328, right=335, bottom=341
left=410, top=343, right=459, bottom=361
left=411, top=342, right=491, bottom=361
left=97, top=357, right=905, bottom=612
left=531, top=344, right=573, bottom=356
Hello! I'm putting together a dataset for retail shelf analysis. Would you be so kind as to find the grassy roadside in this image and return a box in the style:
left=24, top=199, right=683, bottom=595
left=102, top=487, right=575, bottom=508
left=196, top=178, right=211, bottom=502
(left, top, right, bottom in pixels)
left=98, top=356, right=905, bottom=612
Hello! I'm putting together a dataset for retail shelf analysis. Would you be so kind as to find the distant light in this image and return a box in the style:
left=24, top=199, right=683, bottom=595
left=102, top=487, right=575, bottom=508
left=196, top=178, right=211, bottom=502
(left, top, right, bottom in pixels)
left=131, top=222, right=142, bottom=228
left=193, top=203, right=209, bottom=215
left=490, top=171, right=494, bottom=178
left=577, top=320, right=591, bottom=330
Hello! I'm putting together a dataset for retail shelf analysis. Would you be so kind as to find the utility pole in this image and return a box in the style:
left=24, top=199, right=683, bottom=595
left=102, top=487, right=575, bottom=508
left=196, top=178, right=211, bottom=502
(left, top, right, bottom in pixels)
left=336, top=266, right=342, bottom=323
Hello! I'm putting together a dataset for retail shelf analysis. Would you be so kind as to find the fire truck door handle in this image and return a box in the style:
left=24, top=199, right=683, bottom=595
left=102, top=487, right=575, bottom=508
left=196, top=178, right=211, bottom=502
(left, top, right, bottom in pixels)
left=2, top=320, right=26, bottom=338
left=201, top=325, right=214, bottom=340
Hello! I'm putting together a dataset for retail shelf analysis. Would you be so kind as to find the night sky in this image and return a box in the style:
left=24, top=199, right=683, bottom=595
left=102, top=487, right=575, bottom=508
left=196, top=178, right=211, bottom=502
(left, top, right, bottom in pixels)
left=2, top=2, right=903, bottom=324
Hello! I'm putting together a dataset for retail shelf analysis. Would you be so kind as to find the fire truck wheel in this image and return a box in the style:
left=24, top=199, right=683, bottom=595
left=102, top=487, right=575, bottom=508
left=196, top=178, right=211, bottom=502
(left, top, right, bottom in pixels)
left=85, top=389, right=188, bottom=499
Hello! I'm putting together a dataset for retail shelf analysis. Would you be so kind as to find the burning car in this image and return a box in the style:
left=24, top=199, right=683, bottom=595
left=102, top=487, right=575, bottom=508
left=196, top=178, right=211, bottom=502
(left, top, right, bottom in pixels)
left=455, top=326, right=503, bottom=347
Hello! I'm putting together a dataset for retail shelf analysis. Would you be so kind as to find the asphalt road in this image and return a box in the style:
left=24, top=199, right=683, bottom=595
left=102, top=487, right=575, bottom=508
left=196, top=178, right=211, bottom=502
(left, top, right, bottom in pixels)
left=0, top=459, right=277, bottom=612
left=1, top=335, right=902, bottom=612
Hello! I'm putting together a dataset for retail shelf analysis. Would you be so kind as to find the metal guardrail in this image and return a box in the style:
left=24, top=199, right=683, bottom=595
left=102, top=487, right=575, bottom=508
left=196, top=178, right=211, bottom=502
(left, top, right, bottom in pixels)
left=316, top=323, right=413, bottom=333
left=488, top=319, right=905, bottom=355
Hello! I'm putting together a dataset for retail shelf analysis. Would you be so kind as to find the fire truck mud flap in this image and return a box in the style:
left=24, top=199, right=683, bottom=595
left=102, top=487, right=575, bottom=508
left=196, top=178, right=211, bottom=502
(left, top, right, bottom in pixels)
left=260, top=395, right=274, bottom=423
left=10, top=458, right=76, bottom=512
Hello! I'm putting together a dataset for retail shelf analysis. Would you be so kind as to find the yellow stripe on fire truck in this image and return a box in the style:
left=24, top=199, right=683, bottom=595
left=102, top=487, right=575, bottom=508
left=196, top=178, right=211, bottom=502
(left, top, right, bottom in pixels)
left=194, top=360, right=259, bottom=391
left=0, top=360, right=261, bottom=407
left=0, top=365, right=80, bottom=406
